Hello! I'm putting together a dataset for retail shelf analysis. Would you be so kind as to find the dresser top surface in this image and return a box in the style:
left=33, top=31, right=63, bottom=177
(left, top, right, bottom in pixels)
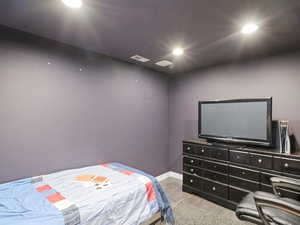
left=183, top=138, right=300, bottom=159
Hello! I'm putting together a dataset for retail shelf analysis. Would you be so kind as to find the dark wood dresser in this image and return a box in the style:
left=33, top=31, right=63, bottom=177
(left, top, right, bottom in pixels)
left=182, top=139, right=300, bottom=210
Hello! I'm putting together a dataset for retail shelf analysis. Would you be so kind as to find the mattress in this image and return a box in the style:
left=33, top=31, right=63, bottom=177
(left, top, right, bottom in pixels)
left=0, top=163, right=174, bottom=225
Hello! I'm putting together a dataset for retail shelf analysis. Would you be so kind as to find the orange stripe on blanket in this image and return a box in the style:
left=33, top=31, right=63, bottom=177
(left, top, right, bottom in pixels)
left=100, top=163, right=112, bottom=167
left=145, top=182, right=156, bottom=201
left=121, top=170, right=135, bottom=175
left=47, top=192, right=66, bottom=203
left=36, top=185, right=52, bottom=192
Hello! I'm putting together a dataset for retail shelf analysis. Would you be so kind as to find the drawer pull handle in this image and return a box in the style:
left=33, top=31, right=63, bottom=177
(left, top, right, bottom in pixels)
left=236, top=155, right=240, bottom=159
left=201, top=149, right=205, bottom=153
left=187, top=146, right=191, bottom=150
left=212, top=187, right=216, bottom=191
left=284, top=163, right=289, bottom=168
left=190, top=160, right=194, bottom=163
left=214, top=165, right=217, bottom=168
left=242, top=171, right=246, bottom=175
left=258, top=159, right=262, bottom=164
left=190, top=179, right=194, bottom=183
left=190, top=169, right=194, bottom=173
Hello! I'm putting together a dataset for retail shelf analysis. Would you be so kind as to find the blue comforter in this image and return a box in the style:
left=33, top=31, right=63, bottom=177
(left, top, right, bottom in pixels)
left=0, top=163, right=174, bottom=225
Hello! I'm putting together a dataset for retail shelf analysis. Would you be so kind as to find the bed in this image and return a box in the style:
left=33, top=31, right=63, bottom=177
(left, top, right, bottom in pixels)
left=0, top=163, right=174, bottom=225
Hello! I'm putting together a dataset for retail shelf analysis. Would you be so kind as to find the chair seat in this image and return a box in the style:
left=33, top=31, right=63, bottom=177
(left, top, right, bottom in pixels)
left=236, top=191, right=300, bottom=225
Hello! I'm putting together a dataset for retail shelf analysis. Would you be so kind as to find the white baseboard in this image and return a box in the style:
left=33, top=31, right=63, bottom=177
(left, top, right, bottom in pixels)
left=156, top=172, right=170, bottom=182
left=168, top=171, right=183, bottom=180
left=156, top=171, right=182, bottom=182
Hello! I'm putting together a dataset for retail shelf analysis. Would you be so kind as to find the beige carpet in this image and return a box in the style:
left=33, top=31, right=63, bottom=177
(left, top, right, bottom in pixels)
left=159, top=177, right=251, bottom=225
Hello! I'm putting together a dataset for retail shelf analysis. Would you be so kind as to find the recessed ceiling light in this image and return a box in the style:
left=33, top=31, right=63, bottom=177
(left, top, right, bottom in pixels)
left=241, top=23, right=259, bottom=34
left=172, top=47, right=184, bottom=56
left=130, top=55, right=150, bottom=62
left=155, top=60, right=173, bottom=67
left=61, top=0, right=82, bottom=8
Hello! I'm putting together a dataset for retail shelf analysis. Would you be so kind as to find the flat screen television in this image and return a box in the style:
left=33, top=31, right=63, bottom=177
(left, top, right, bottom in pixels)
left=198, top=98, right=273, bottom=147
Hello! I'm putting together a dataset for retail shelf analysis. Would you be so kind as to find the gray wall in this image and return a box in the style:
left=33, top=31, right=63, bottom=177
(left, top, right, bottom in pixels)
left=0, top=30, right=169, bottom=183
left=169, top=53, right=300, bottom=172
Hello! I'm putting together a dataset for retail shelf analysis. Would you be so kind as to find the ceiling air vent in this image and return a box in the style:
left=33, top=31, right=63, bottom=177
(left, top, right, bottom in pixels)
left=155, top=60, right=173, bottom=67
left=130, top=55, right=150, bottom=62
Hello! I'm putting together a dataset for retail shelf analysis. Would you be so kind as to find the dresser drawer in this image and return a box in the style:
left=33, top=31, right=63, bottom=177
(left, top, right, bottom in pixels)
left=278, top=188, right=300, bottom=201
left=183, top=156, right=201, bottom=167
left=281, top=158, right=300, bottom=176
left=273, top=157, right=281, bottom=172
left=183, top=165, right=202, bottom=177
left=261, top=172, right=282, bottom=185
left=183, top=143, right=195, bottom=154
left=249, top=153, right=272, bottom=170
left=229, top=187, right=249, bottom=203
left=203, top=170, right=228, bottom=184
left=261, top=184, right=274, bottom=194
left=183, top=173, right=203, bottom=190
left=274, top=157, right=300, bottom=176
left=229, top=150, right=249, bottom=165
left=203, top=180, right=228, bottom=199
left=203, top=160, right=228, bottom=174
left=210, top=148, right=228, bottom=161
left=229, top=176, right=259, bottom=192
left=229, top=165, right=260, bottom=182
left=194, top=145, right=210, bottom=158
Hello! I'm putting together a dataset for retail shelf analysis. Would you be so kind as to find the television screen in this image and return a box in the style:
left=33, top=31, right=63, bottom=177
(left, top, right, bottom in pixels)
left=198, top=98, right=272, bottom=146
